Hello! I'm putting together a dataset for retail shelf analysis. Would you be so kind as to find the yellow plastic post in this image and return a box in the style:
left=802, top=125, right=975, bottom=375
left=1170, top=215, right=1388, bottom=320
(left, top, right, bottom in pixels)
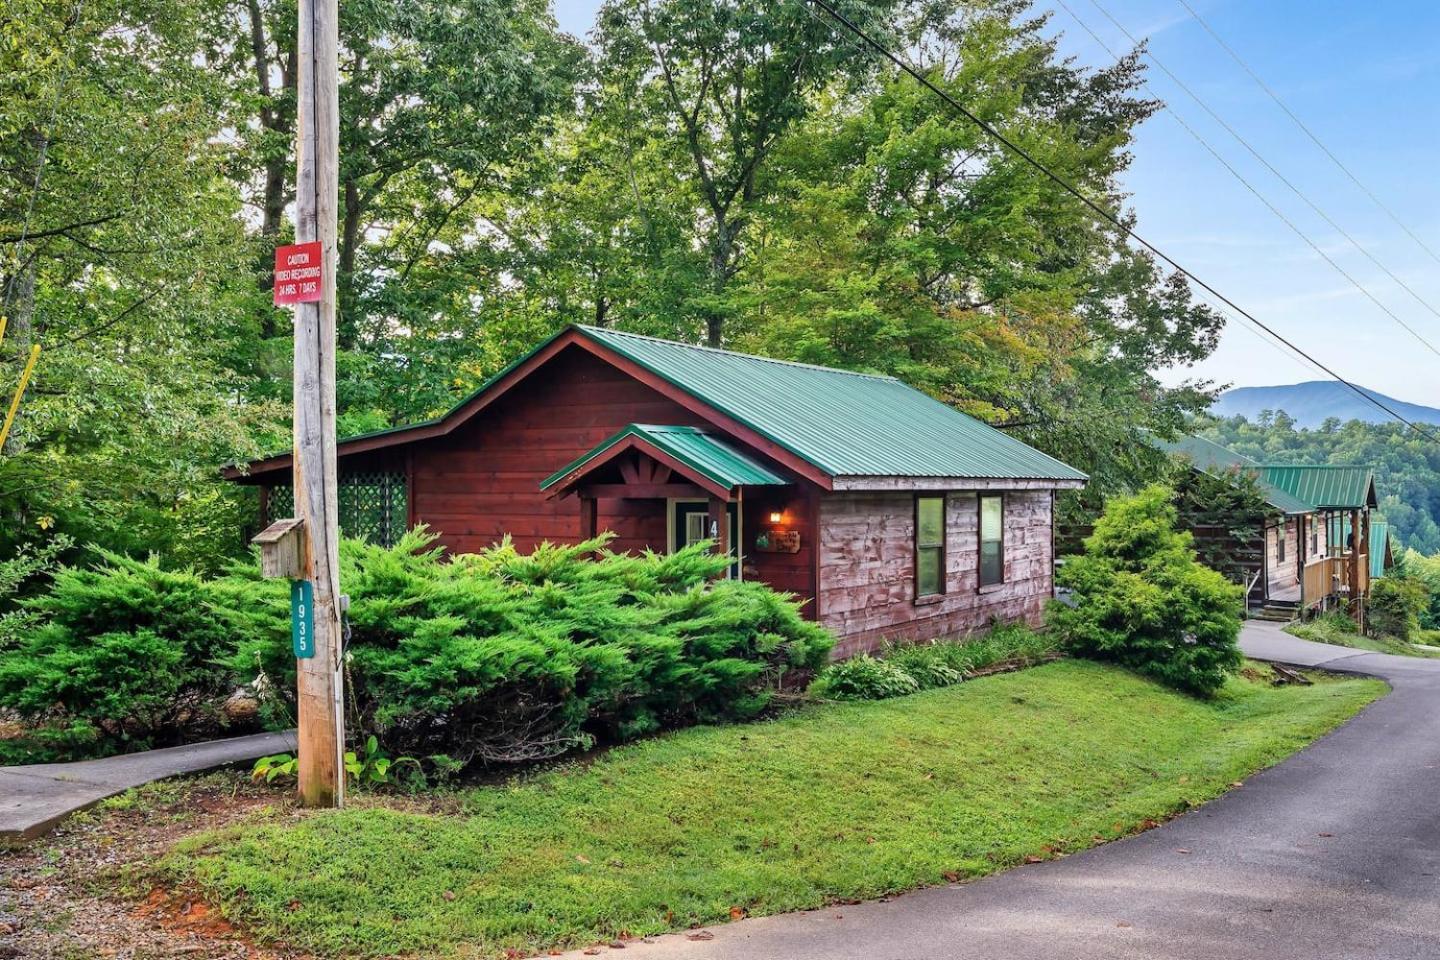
left=0, top=343, right=41, bottom=452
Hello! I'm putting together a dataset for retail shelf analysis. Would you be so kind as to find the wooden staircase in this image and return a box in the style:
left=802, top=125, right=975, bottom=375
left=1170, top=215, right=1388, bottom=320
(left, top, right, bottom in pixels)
left=1249, top=600, right=1300, bottom=623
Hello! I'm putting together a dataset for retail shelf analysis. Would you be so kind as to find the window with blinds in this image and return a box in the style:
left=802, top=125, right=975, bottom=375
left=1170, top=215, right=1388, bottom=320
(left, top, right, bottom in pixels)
left=979, top=494, right=1004, bottom=587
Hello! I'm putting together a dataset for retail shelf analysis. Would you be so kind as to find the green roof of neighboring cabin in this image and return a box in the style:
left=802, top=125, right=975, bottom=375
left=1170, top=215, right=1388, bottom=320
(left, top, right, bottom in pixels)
left=579, top=326, right=1087, bottom=482
left=1257, top=464, right=1377, bottom=510
left=1150, top=434, right=1256, bottom=473
left=1149, top=434, right=1312, bottom=514
left=541, top=424, right=786, bottom=492
left=1370, top=520, right=1391, bottom=580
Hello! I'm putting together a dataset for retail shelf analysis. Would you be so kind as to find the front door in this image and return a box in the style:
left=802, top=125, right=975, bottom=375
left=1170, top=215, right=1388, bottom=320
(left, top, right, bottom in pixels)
left=672, top=500, right=739, bottom=579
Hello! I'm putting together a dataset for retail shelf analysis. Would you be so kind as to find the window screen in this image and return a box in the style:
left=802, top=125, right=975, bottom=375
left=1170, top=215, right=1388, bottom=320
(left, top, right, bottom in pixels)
left=916, top=496, right=945, bottom=597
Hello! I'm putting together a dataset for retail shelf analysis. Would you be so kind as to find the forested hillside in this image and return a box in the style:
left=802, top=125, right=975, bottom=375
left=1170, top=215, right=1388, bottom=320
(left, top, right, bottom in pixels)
left=1213, top=382, right=1440, bottom=428
left=1, top=0, right=1225, bottom=570
left=1201, top=414, right=1440, bottom=554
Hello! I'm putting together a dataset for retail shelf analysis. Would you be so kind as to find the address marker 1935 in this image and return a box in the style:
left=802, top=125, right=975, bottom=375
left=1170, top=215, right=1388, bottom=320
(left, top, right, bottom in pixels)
left=291, top=579, right=316, bottom=659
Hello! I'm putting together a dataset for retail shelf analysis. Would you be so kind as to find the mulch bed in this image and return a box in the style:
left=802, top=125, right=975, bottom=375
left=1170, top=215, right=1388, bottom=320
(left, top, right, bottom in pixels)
left=0, top=772, right=299, bottom=959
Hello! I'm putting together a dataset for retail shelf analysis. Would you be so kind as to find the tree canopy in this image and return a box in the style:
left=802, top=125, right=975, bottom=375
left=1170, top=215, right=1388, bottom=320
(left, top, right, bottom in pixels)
left=1201, top=414, right=1440, bottom=555
left=1, top=0, right=1234, bottom=569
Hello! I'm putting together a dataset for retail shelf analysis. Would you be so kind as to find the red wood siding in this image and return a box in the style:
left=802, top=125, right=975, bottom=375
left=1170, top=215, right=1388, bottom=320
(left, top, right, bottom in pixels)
left=740, top=487, right=818, bottom=610
left=400, top=343, right=820, bottom=617
left=409, top=345, right=709, bottom=555
left=818, top=490, right=1054, bottom=657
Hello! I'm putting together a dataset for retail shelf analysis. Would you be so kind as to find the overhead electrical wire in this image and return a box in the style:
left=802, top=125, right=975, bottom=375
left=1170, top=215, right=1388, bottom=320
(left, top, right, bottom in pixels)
left=796, top=0, right=1317, bottom=378
left=1054, top=0, right=1439, bottom=374
left=1175, top=0, right=1440, bottom=272
left=800, top=0, right=1440, bottom=443
left=1085, top=0, right=1440, bottom=362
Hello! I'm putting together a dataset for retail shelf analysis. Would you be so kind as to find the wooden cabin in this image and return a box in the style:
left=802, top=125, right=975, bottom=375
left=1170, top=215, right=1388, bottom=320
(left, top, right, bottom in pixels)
left=227, top=325, right=1087, bottom=656
left=1155, top=435, right=1380, bottom=622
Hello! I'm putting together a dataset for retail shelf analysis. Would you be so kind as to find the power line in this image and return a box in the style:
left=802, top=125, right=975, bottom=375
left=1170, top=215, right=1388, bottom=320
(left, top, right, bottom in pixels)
left=796, top=0, right=1322, bottom=379
left=1085, top=0, right=1440, bottom=360
left=1175, top=0, right=1440, bottom=271
left=800, top=0, right=1440, bottom=443
left=1055, top=0, right=1440, bottom=368
left=1052, top=0, right=1331, bottom=377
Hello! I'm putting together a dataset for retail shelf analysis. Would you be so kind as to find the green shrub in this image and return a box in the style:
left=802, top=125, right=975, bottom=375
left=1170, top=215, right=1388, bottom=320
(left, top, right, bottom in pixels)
left=0, top=534, right=72, bottom=648
left=884, top=646, right=964, bottom=689
left=1369, top=576, right=1429, bottom=643
left=232, top=529, right=833, bottom=766
left=809, top=654, right=920, bottom=701
left=1290, top=611, right=1360, bottom=643
left=890, top=624, right=1058, bottom=681
left=1049, top=485, right=1243, bottom=696
left=810, top=625, right=1059, bottom=701
left=2, top=530, right=832, bottom=767
left=0, top=550, right=280, bottom=753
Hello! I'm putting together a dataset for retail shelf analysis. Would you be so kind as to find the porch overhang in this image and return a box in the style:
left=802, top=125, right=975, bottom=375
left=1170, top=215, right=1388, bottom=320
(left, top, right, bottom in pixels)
left=541, top=424, right=789, bottom=502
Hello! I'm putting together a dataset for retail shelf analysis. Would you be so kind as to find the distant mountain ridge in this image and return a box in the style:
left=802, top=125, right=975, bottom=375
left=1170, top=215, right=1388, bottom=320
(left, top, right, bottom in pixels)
left=1212, top=381, right=1440, bottom=429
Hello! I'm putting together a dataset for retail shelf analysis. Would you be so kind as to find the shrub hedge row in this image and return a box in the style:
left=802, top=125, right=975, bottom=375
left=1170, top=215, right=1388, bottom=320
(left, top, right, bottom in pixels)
left=0, top=530, right=832, bottom=768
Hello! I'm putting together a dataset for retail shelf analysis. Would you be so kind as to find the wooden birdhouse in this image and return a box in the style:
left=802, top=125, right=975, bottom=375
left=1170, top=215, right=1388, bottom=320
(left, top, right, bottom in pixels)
left=252, top=517, right=306, bottom=579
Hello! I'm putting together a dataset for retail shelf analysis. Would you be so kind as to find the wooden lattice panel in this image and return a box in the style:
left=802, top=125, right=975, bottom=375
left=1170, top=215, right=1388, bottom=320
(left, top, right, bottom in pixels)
left=266, top=470, right=406, bottom=547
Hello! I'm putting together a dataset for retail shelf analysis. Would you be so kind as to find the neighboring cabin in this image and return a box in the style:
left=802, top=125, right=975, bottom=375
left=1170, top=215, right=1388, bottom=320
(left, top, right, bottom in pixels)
left=228, top=325, right=1086, bottom=655
left=1154, top=434, right=1387, bottom=622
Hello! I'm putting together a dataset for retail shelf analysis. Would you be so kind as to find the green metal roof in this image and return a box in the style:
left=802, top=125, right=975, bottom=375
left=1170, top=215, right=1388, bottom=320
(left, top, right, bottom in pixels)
left=540, top=424, right=787, bottom=492
left=577, top=326, right=1087, bottom=482
left=1369, top=521, right=1391, bottom=580
left=236, top=324, right=1087, bottom=484
left=1148, top=434, right=1312, bottom=514
left=1258, top=465, right=1376, bottom=510
left=1150, top=434, right=1256, bottom=473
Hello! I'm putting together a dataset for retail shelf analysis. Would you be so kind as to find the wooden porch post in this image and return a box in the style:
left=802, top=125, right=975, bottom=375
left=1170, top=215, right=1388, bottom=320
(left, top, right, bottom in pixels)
left=707, top=495, right=729, bottom=569
left=579, top=495, right=597, bottom=541
left=1297, top=514, right=1305, bottom=575
left=1349, top=508, right=1361, bottom=618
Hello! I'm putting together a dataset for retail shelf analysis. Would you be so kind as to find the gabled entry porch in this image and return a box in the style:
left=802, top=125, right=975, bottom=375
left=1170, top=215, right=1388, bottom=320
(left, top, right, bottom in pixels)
left=541, top=424, right=790, bottom=577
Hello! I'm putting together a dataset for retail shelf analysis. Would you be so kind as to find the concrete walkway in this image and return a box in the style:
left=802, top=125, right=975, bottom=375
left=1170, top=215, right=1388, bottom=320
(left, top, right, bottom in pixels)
left=0, top=729, right=295, bottom=843
left=564, top=622, right=1440, bottom=960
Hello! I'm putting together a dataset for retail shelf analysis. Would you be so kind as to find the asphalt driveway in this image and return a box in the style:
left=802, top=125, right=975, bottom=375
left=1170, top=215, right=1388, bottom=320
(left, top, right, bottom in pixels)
left=570, top=621, right=1440, bottom=960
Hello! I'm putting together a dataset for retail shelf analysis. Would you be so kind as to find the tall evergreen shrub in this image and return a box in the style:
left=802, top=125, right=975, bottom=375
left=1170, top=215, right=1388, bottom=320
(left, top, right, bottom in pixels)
left=0, top=550, right=280, bottom=752
left=1050, top=485, right=1243, bottom=696
left=232, top=531, right=832, bottom=764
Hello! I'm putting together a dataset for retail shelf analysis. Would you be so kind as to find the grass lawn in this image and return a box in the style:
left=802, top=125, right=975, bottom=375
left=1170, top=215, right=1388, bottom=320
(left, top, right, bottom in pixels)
left=1285, top=613, right=1440, bottom=658
left=158, top=660, right=1382, bottom=959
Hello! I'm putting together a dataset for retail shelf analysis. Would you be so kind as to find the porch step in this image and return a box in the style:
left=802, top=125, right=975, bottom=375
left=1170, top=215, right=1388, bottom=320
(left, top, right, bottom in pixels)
left=1249, top=604, right=1300, bottom=623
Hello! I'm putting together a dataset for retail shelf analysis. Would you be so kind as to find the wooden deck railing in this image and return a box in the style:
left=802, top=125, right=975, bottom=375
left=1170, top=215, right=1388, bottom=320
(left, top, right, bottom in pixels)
left=1301, top=557, right=1332, bottom=609
left=1301, top=553, right=1370, bottom=609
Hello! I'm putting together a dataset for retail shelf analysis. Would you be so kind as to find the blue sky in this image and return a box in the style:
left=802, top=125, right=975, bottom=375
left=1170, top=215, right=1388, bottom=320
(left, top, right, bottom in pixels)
left=551, top=0, right=1440, bottom=405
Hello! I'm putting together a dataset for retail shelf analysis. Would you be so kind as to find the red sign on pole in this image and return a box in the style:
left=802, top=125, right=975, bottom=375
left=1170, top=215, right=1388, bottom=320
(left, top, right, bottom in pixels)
left=273, top=241, right=324, bottom=306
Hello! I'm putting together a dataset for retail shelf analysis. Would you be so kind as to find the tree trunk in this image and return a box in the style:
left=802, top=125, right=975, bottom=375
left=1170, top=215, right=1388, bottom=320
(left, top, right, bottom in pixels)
left=247, top=0, right=296, bottom=339
left=704, top=219, right=736, bottom=347
left=338, top=179, right=361, bottom=350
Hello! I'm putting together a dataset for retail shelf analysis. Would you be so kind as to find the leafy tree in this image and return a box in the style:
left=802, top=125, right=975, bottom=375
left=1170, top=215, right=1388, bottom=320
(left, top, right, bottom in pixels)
left=592, top=0, right=898, bottom=345
left=1050, top=484, right=1243, bottom=696
left=725, top=3, right=1220, bottom=507
left=0, top=0, right=283, bottom=569
left=1399, top=549, right=1440, bottom=630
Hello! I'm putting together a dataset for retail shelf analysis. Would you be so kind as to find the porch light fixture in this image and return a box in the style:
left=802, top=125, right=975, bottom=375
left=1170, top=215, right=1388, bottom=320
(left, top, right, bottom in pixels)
left=769, top=511, right=783, bottom=524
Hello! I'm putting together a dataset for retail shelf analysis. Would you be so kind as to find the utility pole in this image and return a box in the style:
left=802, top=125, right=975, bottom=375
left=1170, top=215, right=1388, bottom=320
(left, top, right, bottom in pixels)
left=292, top=0, right=344, bottom=808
